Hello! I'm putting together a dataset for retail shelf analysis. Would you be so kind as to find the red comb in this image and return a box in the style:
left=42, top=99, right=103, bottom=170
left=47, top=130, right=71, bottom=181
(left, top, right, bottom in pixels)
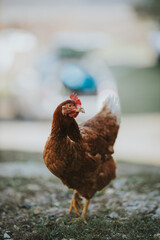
left=70, top=93, right=81, bottom=106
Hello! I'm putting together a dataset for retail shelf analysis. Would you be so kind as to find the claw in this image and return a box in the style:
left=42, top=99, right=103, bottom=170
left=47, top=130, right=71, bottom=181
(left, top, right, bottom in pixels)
left=70, top=215, right=87, bottom=224
left=81, top=215, right=87, bottom=224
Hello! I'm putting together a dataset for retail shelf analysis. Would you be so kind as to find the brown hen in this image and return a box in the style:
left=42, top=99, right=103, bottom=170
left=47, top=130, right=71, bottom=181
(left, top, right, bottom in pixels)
left=43, top=91, right=120, bottom=223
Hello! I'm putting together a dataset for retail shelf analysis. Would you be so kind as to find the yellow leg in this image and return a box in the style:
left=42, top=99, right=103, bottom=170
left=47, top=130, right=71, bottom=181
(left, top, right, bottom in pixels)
left=81, top=199, right=90, bottom=224
left=77, top=197, right=83, bottom=210
left=69, top=190, right=83, bottom=216
left=70, top=198, right=90, bottom=224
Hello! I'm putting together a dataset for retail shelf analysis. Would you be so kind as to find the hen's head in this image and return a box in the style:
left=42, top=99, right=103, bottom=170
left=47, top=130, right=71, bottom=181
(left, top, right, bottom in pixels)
left=62, top=93, right=85, bottom=118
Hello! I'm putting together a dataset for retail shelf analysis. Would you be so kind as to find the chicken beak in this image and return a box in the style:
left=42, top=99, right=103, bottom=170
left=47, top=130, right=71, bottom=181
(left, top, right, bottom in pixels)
left=76, top=106, right=85, bottom=113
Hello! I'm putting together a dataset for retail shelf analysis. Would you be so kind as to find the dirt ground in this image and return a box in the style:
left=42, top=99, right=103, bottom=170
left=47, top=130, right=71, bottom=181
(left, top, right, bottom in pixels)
left=0, top=151, right=160, bottom=240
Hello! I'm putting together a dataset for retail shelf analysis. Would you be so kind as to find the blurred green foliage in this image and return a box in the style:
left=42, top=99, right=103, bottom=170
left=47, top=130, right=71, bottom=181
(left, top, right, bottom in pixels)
left=135, top=0, right=160, bottom=23
left=111, top=66, right=160, bottom=114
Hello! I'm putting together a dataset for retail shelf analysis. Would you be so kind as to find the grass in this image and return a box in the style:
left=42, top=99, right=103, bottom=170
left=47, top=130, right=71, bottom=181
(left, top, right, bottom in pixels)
left=0, top=155, right=160, bottom=240
left=0, top=171, right=160, bottom=240
left=11, top=212, right=159, bottom=240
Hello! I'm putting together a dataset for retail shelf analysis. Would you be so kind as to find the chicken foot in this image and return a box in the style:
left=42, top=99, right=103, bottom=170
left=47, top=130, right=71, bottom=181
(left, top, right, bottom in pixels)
left=79, top=198, right=90, bottom=224
left=69, top=191, right=90, bottom=224
left=69, top=190, right=83, bottom=217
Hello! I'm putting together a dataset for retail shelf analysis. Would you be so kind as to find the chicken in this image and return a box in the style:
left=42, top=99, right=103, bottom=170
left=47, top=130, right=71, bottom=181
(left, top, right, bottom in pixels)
left=43, top=89, right=120, bottom=223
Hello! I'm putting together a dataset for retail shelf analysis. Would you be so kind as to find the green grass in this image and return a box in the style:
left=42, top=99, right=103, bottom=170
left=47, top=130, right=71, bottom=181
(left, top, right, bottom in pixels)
left=25, top=213, right=160, bottom=240
left=0, top=161, right=160, bottom=240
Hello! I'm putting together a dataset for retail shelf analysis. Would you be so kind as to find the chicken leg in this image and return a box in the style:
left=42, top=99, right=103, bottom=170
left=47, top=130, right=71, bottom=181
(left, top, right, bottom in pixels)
left=69, top=190, right=83, bottom=216
left=69, top=191, right=90, bottom=224
left=80, top=198, right=90, bottom=224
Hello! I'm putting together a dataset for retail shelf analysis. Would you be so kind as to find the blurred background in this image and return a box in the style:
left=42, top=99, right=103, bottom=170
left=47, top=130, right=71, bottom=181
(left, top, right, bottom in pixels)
left=0, top=0, right=160, bottom=166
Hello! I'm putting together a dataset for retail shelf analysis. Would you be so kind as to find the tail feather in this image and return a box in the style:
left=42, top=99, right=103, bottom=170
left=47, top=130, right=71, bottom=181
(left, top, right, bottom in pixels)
left=97, top=79, right=121, bottom=125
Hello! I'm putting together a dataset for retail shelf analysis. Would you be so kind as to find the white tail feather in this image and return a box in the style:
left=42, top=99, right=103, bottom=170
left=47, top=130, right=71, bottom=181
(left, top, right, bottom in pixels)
left=97, top=79, right=121, bottom=125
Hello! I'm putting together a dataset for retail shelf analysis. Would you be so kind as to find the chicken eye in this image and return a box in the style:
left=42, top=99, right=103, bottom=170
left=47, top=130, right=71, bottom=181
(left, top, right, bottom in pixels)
left=68, top=104, right=72, bottom=108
